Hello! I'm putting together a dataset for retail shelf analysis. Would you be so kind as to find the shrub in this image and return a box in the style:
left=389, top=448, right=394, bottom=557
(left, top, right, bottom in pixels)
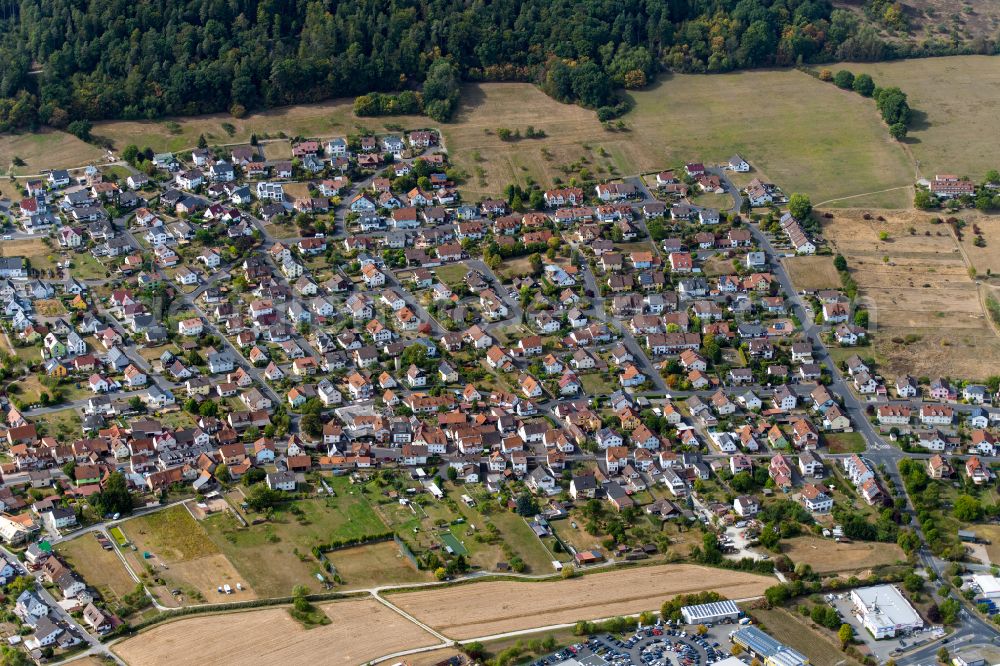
left=833, top=70, right=855, bottom=89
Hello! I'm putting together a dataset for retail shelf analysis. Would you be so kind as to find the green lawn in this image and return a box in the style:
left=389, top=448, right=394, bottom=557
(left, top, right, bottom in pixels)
left=440, top=531, right=468, bottom=555
left=68, top=252, right=110, bottom=280
left=109, top=527, right=128, bottom=547
left=370, top=476, right=511, bottom=572
left=36, top=408, right=81, bottom=441
left=826, top=345, right=885, bottom=373
left=823, top=432, right=866, bottom=454
left=580, top=373, right=619, bottom=397
left=434, top=263, right=468, bottom=287
left=121, top=505, right=220, bottom=561
left=439, top=486, right=560, bottom=573
left=471, top=495, right=558, bottom=573
left=201, top=478, right=389, bottom=596
left=101, top=165, right=133, bottom=181
left=689, top=192, right=734, bottom=210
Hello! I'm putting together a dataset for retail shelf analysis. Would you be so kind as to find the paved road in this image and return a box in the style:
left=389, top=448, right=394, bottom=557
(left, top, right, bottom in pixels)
left=708, top=163, right=1000, bottom=657
left=747, top=223, right=884, bottom=451
left=562, top=229, right=670, bottom=395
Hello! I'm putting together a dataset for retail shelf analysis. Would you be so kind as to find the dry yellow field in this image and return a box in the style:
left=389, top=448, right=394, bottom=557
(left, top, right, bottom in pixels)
left=444, top=74, right=913, bottom=204
left=56, top=535, right=137, bottom=605
left=327, top=540, right=431, bottom=590
left=846, top=56, right=1000, bottom=183
left=90, top=100, right=425, bottom=155
left=13, top=56, right=1000, bottom=208
left=0, top=128, right=105, bottom=174
left=280, top=181, right=311, bottom=202
left=391, top=564, right=772, bottom=640
left=0, top=237, right=58, bottom=270
left=752, top=608, right=860, bottom=666
left=782, top=536, right=905, bottom=573
left=113, top=598, right=439, bottom=666
left=782, top=256, right=842, bottom=292
left=823, top=209, right=1000, bottom=378
left=59, top=68, right=914, bottom=206
left=952, top=210, right=1000, bottom=276
left=971, top=524, right=1000, bottom=565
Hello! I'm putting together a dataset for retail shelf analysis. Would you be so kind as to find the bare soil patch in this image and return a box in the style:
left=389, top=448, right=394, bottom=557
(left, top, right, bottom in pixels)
left=701, top=255, right=738, bottom=278
left=34, top=299, right=66, bottom=316
left=390, top=564, right=772, bottom=640
left=113, top=598, right=439, bottom=666
left=782, top=536, right=904, bottom=573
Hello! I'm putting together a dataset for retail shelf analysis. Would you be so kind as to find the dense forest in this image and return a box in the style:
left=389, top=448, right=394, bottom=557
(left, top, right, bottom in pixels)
left=0, top=0, right=991, bottom=131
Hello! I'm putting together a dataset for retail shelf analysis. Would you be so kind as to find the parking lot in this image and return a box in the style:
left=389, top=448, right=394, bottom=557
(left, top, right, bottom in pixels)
left=539, top=622, right=731, bottom=666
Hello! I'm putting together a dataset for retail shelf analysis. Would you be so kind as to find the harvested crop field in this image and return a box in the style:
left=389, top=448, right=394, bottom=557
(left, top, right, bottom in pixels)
left=782, top=256, right=842, bottom=292
left=822, top=209, right=1000, bottom=378
left=782, top=536, right=904, bottom=573
left=112, top=598, right=439, bottom=666
left=390, top=564, right=772, bottom=640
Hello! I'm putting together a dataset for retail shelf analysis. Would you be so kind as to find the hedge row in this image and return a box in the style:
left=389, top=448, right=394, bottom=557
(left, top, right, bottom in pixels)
left=315, top=531, right=395, bottom=554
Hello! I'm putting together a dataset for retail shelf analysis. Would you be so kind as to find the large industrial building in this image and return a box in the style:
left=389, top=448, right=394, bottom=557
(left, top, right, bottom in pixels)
left=850, top=584, right=923, bottom=639
left=731, top=626, right=809, bottom=666
left=973, top=574, right=1000, bottom=602
left=681, top=600, right=740, bottom=625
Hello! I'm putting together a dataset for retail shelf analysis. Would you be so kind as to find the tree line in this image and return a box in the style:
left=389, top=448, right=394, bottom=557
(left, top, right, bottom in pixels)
left=818, top=66, right=913, bottom=140
left=0, top=0, right=970, bottom=132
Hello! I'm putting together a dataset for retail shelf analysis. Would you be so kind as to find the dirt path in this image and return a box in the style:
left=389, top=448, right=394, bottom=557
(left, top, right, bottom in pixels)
left=814, top=184, right=913, bottom=207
